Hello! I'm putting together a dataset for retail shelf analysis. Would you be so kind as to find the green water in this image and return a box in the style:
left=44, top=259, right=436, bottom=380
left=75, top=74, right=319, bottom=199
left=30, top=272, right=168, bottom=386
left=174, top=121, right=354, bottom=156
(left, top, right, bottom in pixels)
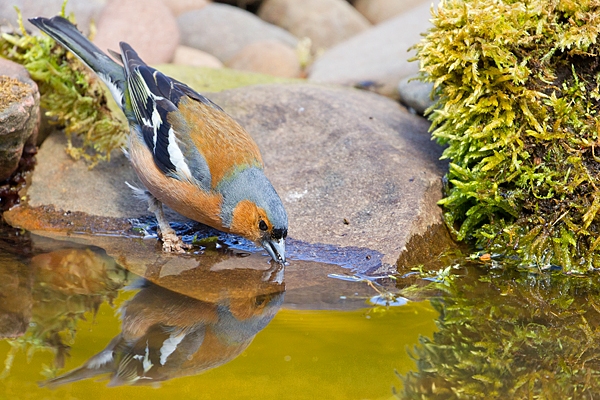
left=0, top=227, right=438, bottom=400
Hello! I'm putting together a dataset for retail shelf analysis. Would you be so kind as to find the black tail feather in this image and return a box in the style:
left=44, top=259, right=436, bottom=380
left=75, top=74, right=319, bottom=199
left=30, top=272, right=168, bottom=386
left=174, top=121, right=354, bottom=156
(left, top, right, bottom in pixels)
left=29, top=16, right=126, bottom=104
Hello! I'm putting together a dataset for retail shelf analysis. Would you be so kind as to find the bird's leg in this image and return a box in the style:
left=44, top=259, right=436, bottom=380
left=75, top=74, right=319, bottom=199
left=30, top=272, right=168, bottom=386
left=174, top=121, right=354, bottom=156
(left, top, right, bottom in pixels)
left=147, top=196, right=190, bottom=253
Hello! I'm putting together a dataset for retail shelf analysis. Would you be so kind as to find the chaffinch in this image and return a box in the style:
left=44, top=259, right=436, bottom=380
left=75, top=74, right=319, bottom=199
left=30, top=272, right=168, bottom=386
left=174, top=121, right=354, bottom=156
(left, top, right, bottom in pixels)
left=29, top=16, right=288, bottom=263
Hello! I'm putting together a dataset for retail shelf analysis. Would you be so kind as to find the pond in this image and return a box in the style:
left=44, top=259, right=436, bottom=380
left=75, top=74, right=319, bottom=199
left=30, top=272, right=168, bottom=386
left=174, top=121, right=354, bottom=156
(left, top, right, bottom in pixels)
left=0, top=222, right=436, bottom=400
left=2, top=221, right=600, bottom=399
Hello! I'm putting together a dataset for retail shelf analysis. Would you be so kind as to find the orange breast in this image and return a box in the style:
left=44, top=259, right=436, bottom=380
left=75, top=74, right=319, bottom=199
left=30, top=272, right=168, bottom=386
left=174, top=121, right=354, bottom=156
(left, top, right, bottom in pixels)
left=128, top=133, right=225, bottom=229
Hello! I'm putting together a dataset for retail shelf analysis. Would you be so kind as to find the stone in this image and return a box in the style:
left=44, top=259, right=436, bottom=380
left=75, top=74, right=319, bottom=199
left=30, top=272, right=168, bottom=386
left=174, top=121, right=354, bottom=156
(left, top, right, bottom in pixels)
left=22, top=132, right=148, bottom=219
left=354, top=0, right=426, bottom=24
left=4, top=76, right=445, bottom=270
left=160, top=0, right=209, bottom=16
left=226, top=40, right=301, bottom=78
left=258, top=0, right=370, bottom=50
left=308, top=1, right=433, bottom=98
left=208, top=84, right=445, bottom=268
left=0, top=58, right=39, bottom=182
left=177, top=3, right=298, bottom=63
left=0, top=0, right=105, bottom=36
left=173, top=45, right=224, bottom=68
left=93, top=0, right=180, bottom=64
left=397, top=75, right=435, bottom=115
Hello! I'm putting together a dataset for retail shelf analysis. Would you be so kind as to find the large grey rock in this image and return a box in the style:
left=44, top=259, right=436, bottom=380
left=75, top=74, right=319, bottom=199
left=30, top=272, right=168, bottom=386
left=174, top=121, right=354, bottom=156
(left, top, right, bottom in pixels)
left=308, top=2, right=433, bottom=98
left=0, top=0, right=105, bottom=35
left=6, top=82, right=445, bottom=270
left=0, top=58, right=39, bottom=181
left=258, top=0, right=371, bottom=50
left=209, top=84, right=445, bottom=267
left=178, top=3, right=298, bottom=63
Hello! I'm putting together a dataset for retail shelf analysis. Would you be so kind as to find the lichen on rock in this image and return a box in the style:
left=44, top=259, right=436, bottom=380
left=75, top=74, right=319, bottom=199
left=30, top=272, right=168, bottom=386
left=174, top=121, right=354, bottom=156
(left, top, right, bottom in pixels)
left=415, top=0, right=600, bottom=272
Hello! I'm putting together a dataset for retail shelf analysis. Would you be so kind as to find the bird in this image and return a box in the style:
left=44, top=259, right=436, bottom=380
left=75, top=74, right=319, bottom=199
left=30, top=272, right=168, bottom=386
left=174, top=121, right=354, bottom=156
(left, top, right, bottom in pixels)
left=29, top=16, right=288, bottom=264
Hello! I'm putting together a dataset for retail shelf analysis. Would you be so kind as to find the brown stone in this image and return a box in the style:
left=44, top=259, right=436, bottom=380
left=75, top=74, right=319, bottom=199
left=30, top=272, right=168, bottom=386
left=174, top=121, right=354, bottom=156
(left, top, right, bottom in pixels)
left=93, top=0, right=180, bottom=64
left=258, top=0, right=371, bottom=50
left=0, top=58, right=39, bottom=181
left=160, top=0, right=209, bottom=16
left=178, top=3, right=298, bottom=63
left=173, top=45, right=224, bottom=68
left=354, top=0, right=426, bottom=24
left=226, top=40, right=301, bottom=78
left=1, top=0, right=104, bottom=36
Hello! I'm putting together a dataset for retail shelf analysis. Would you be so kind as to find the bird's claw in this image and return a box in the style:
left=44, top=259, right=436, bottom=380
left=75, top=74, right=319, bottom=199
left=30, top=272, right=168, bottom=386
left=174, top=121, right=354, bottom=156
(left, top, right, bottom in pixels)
left=159, top=231, right=191, bottom=253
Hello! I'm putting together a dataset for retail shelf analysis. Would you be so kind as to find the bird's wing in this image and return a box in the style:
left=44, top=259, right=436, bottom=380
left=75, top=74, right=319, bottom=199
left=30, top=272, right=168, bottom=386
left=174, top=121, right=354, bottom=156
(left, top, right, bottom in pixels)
left=121, top=43, right=263, bottom=190
left=121, top=43, right=215, bottom=189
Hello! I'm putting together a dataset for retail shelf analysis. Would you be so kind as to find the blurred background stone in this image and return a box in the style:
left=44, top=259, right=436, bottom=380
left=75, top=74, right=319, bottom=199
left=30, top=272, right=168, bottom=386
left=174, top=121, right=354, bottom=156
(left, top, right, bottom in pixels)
left=397, top=75, right=435, bottom=115
left=226, top=40, right=301, bottom=78
left=258, top=0, right=370, bottom=50
left=308, top=2, right=433, bottom=98
left=354, top=0, right=426, bottom=24
left=172, top=45, right=224, bottom=68
left=93, top=0, right=179, bottom=64
left=161, top=0, right=210, bottom=16
left=178, top=3, right=298, bottom=63
left=0, top=0, right=105, bottom=36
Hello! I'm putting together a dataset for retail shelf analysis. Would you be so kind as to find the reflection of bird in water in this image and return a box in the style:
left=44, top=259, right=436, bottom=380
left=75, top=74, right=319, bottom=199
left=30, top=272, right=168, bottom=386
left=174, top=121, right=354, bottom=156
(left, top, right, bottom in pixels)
left=42, top=278, right=284, bottom=387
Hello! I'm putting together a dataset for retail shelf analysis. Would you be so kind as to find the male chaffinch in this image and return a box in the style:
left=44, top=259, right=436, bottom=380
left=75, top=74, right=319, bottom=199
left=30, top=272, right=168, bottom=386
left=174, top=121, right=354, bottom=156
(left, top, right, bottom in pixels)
left=29, top=16, right=288, bottom=263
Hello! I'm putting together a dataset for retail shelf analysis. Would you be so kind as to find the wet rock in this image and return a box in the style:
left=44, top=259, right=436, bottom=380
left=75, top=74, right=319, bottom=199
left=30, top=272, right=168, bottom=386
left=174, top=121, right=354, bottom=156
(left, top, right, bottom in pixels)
left=354, top=0, right=426, bottom=24
left=5, top=78, right=445, bottom=270
left=0, top=58, right=39, bottom=182
left=93, top=0, right=180, bottom=64
left=258, top=0, right=370, bottom=50
left=397, top=75, right=435, bottom=115
left=160, top=0, right=209, bottom=16
left=226, top=40, right=301, bottom=78
left=0, top=0, right=104, bottom=35
left=173, top=45, right=224, bottom=68
left=308, top=1, right=433, bottom=98
left=178, top=3, right=298, bottom=63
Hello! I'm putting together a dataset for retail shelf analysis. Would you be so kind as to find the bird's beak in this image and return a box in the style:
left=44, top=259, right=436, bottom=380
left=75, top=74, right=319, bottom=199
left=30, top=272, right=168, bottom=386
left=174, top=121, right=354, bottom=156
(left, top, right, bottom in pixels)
left=261, top=237, right=286, bottom=264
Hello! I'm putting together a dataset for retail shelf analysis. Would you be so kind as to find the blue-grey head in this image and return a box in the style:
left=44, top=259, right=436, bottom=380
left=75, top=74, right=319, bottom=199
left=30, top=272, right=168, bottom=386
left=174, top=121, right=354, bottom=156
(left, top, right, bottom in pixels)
left=218, top=167, right=288, bottom=263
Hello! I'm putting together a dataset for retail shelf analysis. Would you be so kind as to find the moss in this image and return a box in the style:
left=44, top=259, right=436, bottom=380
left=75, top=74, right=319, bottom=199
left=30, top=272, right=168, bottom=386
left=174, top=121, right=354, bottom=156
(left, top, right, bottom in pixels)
left=415, top=0, right=600, bottom=272
left=0, top=6, right=127, bottom=167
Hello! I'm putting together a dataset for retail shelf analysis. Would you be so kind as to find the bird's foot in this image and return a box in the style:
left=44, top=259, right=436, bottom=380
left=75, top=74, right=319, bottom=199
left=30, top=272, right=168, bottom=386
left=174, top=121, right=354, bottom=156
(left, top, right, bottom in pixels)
left=159, top=231, right=191, bottom=253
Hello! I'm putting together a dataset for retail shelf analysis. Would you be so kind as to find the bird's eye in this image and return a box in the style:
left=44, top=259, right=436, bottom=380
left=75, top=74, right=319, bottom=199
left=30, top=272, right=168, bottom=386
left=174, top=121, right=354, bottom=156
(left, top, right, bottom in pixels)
left=259, top=220, right=268, bottom=231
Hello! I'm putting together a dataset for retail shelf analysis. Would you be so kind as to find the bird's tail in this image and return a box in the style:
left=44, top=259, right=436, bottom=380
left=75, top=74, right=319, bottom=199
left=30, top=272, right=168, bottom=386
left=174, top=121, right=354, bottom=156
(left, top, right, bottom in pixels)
left=28, top=16, right=126, bottom=105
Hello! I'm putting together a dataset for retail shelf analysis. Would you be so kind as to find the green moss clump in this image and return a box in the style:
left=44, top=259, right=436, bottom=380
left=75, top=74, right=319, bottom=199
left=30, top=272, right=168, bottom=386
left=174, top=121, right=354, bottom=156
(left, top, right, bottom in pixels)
left=0, top=8, right=127, bottom=167
left=415, top=0, right=600, bottom=272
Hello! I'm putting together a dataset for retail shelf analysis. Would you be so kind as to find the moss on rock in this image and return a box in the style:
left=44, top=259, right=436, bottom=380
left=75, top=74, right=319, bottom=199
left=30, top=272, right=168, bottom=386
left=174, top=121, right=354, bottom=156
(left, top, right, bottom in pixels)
left=416, top=0, right=600, bottom=272
left=0, top=10, right=127, bottom=167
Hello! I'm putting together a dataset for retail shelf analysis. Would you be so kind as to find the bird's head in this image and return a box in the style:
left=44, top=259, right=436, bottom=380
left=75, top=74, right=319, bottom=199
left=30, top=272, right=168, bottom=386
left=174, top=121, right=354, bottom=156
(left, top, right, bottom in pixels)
left=229, top=199, right=287, bottom=264
left=219, top=167, right=288, bottom=264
